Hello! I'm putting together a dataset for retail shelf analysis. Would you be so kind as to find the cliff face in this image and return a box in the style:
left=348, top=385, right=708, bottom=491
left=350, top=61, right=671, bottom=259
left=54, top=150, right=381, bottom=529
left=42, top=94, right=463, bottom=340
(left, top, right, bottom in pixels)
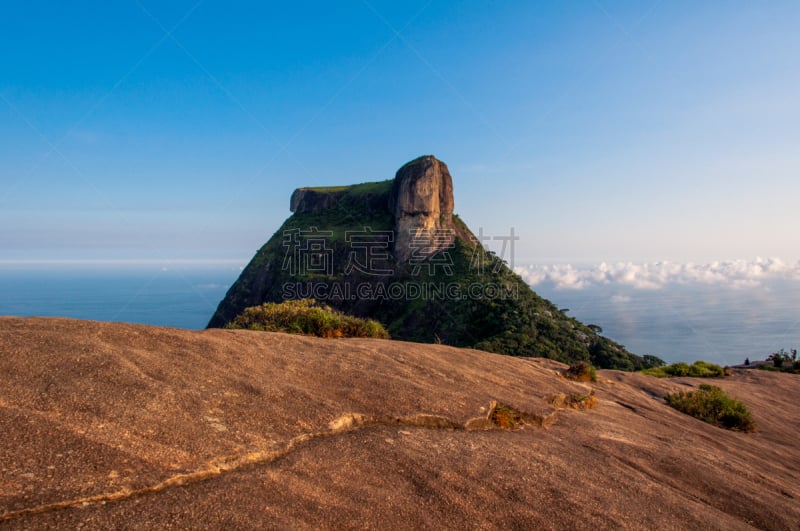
left=208, top=155, right=649, bottom=370
left=389, top=156, right=456, bottom=262
left=290, top=188, right=346, bottom=214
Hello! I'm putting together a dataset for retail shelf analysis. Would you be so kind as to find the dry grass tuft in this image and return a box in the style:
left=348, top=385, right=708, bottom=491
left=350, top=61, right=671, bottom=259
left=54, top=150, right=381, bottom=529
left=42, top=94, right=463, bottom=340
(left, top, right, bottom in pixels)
left=564, top=361, right=597, bottom=382
left=487, top=401, right=524, bottom=429
left=547, top=391, right=597, bottom=410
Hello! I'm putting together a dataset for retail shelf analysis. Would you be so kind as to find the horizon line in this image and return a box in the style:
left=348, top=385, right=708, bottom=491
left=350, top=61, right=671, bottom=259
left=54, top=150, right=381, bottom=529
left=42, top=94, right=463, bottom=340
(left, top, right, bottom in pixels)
left=0, top=259, right=249, bottom=266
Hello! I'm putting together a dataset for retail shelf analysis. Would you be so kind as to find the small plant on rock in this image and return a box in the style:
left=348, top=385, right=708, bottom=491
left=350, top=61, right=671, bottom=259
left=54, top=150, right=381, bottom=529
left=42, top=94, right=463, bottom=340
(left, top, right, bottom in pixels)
left=547, top=391, right=597, bottom=410
left=488, top=402, right=523, bottom=429
left=564, top=361, right=597, bottom=382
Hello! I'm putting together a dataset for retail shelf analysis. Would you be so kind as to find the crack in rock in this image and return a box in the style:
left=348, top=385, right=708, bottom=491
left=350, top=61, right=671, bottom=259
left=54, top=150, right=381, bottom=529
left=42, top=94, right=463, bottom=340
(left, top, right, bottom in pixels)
left=1, top=400, right=565, bottom=522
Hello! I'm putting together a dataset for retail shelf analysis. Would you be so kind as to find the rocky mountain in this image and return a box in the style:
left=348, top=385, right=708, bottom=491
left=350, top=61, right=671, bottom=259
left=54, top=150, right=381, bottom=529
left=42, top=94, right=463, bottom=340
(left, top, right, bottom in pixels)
left=209, top=156, right=651, bottom=370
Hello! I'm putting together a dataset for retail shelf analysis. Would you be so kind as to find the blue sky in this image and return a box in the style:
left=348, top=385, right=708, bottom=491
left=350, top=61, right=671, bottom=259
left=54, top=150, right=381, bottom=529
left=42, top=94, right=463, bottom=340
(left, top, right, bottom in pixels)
left=2, top=0, right=799, bottom=265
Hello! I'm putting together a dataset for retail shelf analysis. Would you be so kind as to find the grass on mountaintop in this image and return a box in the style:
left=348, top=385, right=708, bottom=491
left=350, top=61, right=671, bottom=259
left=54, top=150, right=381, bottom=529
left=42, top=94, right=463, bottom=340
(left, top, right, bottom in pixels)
left=303, top=180, right=392, bottom=196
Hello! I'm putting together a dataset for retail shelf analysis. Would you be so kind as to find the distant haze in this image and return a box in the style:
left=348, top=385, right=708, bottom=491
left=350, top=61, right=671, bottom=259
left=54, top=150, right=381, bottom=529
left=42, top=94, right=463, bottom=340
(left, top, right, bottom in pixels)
left=515, top=257, right=800, bottom=291
left=517, top=259, right=800, bottom=365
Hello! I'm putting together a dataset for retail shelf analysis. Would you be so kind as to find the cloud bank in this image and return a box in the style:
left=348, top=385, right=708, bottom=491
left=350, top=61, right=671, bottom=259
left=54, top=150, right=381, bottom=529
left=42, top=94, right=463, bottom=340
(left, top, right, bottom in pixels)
left=515, top=257, right=800, bottom=290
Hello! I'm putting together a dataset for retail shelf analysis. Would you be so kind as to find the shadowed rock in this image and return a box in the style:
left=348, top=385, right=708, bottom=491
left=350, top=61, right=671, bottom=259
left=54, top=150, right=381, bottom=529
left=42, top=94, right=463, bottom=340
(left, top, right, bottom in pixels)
left=290, top=188, right=346, bottom=213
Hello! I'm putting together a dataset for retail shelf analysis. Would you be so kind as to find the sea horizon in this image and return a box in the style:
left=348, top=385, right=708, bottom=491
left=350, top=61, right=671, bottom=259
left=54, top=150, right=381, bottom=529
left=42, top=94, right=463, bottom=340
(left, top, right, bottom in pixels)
left=1, top=257, right=798, bottom=368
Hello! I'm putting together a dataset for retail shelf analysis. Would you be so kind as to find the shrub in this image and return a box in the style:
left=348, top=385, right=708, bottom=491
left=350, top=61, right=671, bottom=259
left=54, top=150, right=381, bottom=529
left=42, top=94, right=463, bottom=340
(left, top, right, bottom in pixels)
left=641, top=360, right=726, bottom=378
left=768, top=349, right=791, bottom=368
left=665, top=384, right=756, bottom=432
left=226, top=299, right=389, bottom=339
left=564, top=361, right=597, bottom=382
left=665, top=362, right=691, bottom=377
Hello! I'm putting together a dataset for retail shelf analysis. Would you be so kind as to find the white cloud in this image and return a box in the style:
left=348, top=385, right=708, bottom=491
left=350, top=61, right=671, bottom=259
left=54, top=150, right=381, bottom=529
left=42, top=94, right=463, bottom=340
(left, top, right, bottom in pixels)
left=515, top=257, right=800, bottom=290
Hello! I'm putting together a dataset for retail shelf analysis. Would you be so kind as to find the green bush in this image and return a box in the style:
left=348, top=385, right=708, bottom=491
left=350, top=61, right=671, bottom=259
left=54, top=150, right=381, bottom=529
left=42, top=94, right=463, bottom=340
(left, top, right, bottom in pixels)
left=226, top=299, right=389, bottom=339
left=665, top=384, right=756, bottom=432
left=641, top=360, right=725, bottom=378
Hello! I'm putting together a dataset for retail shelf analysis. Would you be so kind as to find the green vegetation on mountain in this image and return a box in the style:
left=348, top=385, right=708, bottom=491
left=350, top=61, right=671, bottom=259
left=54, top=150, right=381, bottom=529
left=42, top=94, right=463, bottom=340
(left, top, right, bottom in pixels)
left=757, top=362, right=800, bottom=374
left=641, top=360, right=726, bottom=378
left=225, top=299, right=389, bottom=339
left=666, top=384, right=756, bottom=432
left=759, top=349, right=800, bottom=373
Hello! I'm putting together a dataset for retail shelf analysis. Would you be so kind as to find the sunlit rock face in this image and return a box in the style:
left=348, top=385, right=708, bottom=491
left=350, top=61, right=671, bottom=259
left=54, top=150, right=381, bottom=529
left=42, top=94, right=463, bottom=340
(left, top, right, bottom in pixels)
left=389, top=156, right=455, bottom=263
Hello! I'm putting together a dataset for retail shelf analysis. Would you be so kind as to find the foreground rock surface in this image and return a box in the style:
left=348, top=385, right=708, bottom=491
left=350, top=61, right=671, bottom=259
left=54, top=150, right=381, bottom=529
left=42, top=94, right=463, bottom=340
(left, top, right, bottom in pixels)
left=1, top=316, right=799, bottom=529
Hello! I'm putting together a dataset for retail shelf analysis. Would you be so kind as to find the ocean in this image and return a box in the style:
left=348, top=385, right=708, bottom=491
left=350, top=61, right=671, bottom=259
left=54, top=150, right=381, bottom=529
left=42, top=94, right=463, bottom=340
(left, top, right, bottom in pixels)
left=531, top=280, right=800, bottom=367
left=0, top=265, right=241, bottom=331
left=1, top=263, right=798, bottom=367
